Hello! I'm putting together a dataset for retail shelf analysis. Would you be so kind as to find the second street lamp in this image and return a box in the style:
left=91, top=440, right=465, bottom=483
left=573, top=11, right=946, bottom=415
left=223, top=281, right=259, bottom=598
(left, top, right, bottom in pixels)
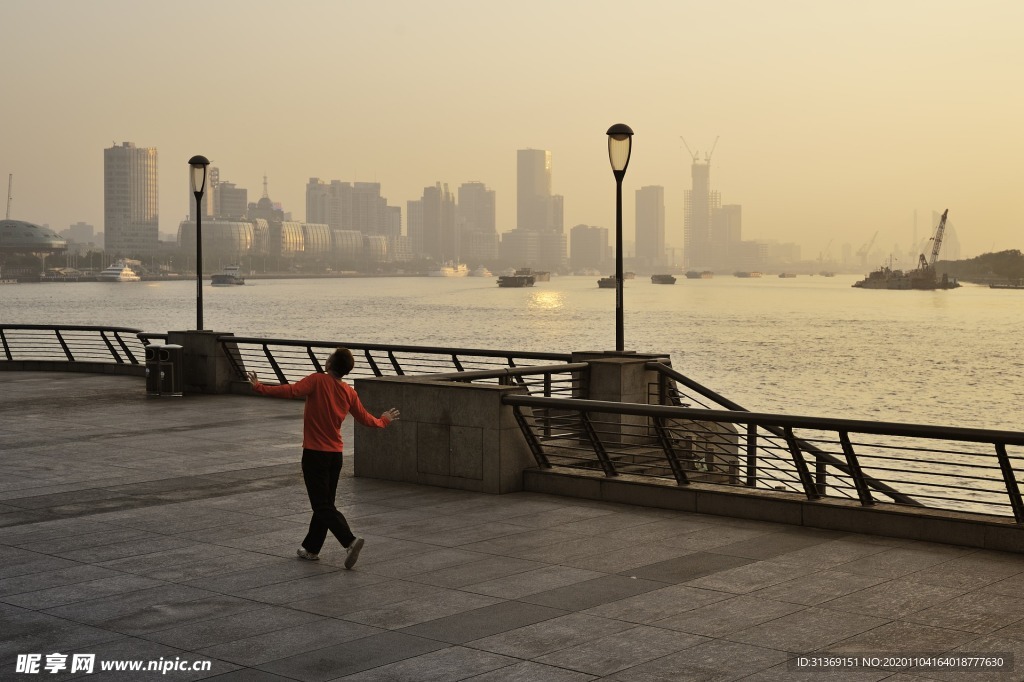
left=607, top=124, right=633, bottom=352
left=188, top=155, right=210, bottom=331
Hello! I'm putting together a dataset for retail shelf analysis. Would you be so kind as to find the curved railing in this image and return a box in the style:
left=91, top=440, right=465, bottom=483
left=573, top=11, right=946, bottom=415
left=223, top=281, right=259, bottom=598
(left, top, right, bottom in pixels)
left=0, top=324, right=148, bottom=372
left=505, top=392, right=1024, bottom=521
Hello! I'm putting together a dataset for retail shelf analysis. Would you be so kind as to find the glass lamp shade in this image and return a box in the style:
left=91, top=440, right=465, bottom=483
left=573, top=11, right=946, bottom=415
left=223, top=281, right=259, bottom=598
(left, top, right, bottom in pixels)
left=606, top=124, right=633, bottom=173
left=188, top=155, right=210, bottom=195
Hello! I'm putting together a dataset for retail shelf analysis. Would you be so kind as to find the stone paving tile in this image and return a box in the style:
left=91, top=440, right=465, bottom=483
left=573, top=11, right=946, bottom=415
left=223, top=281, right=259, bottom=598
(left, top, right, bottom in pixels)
left=41, top=584, right=221, bottom=629
left=337, top=588, right=501, bottom=630
left=135, top=551, right=283, bottom=583
left=518, top=574, right=668, bottom=612
left=197, top=618, right=381, bottom=667
left=709, top=528, right=846, bottom=560
left=54, top=536, right=199, bottom=564
left=286, top=579, right=446, bottom=618
left=460, top=564, right=605, bottom=600
left=399, top=601, right=567, bottom=645
left=225, top=568, right=386, bottom=606
left=257, top=630, right=447, bottom=682
left=560, top=543, right=698, bottom=573
left=763, top=538, right=895, bottom=569
left=337, top=645, right=518, bottom=681
left=141, top=604, right=323, bottom=650
left=822, top=578, right=967, bottom=620
left=684, top=559, right=821, bottom=595
left=76, top=636, right=240, bottom=681
left=358, top=547, right=491, bottom=579
left=750, top=569, right=889, bottom=606
left=14, top=527, right=151, bottom=554
left=602, top=638, right=792, bottom=682
left=533, top=624, right=706, bottom=676
left=832, top=545, right=974, bottom=579
left=0, top=606, right=126, bottom=659
left=465, top=611, right=635, bottom=659
left=581, top=583, right=733, bottom=624
left=652, top=595, right=804, bottom=638
left=913, top=634, right=1024, bottom=682
left=830, top=619, right=978, bottom=655
left=0, top=564, right=121, bottom=598
left=902, top=591, right=1024, bottom=635
left=405, top=555, right=548, bottom=589
left=743, top=663, right=893, bottom=681
left=625, top=551, right=756, bottom=584
left=0, top=554, right=85, bottom=580
left=726, top=606, right=890, bottom=654
left=902, top=552, right=1024, bottom=591
left=460, top=660, right=596, bottom=681
left=1, top=573, right=167, bottom=610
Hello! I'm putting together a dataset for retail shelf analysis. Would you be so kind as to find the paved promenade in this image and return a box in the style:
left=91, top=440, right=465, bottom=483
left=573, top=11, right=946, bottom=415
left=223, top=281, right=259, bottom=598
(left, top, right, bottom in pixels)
left=4, top=371, right=1024, bottom=681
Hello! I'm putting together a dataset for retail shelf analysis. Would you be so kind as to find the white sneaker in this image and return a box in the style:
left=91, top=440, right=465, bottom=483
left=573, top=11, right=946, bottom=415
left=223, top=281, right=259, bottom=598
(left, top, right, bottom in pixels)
left=344, top=537, right=364, bottom=569
left=296, top=547, right=319, bottom=561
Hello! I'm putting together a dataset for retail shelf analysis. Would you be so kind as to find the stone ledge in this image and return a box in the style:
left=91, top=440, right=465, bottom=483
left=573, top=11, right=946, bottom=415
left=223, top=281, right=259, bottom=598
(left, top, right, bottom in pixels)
left=523, top=467, right=1024, bottom=553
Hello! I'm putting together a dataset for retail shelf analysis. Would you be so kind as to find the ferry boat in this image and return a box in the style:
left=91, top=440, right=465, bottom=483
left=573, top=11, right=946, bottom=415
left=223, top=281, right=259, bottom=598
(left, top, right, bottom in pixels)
left=211, top=265, right=246, bottom=286
left=597, top=276, right=616, bottom=288
left=497, top=274, right=535, bottom=288
left=733, top=271, right=763, bottom=278
left=430, top=262, right=469, bottom=277
left=685, top=271, right=714, bottom=279
left=651, top=274, right=677, bottom=284
left=778, top=273, right=797, bottom=278
left=469, top=266, right=492, bottom=277
left=97, top=260, right=141, bottom=282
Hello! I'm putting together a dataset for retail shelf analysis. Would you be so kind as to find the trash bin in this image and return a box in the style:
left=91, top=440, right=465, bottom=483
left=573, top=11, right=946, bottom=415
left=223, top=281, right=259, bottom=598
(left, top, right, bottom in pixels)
left=160, top=344, right=184, bottom=396
left=145, top=344, right=163, bottom=396
left=145, top=343, right=184, bottom=397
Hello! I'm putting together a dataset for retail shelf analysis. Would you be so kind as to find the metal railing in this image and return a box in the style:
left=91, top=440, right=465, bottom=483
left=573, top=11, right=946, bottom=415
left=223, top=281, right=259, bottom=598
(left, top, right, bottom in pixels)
left=217, top=335, right=574, bottom=384
left=0, top=325, right=147, bottom=366
left=506, top=391, right=1024, bottom=521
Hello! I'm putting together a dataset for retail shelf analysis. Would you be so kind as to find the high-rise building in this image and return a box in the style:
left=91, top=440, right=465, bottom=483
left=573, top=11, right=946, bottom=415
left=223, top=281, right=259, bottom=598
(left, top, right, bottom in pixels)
left=103, top=142, right=158, bottom=256
left=570, top=224, right=609, bottom=271
left=416, top=182, right=456, bottom=262
left=635, top=186, right=665, bottom=268
left=457, top=181, right=497, bottom=262
left=517, top=149, right=562, bottom=232
left=682, top=156, right=720, bottom=271
left=306, top=179, right=400, bottom=240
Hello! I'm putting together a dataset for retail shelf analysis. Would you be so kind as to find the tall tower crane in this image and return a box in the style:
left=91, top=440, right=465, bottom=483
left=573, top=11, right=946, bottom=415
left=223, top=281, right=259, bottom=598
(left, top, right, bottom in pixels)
left=856, top=231, right=878, bottom=266
left=679, top=135, right=720, bottom=163
left=918, top=209, right=949, bottom=270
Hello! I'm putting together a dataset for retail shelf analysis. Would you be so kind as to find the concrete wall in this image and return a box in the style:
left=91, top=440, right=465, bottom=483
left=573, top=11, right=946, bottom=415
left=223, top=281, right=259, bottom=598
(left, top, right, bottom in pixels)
left=353, top=376, right=536, bottom=494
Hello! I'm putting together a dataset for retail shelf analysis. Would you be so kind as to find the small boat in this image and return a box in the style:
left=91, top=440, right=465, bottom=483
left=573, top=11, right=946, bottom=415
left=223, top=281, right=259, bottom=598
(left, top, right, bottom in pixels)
left=211, top=265, right=246, bottom=286
left=778, top=273, right=797, bottom=278
left=685, top=271, right=713, bottom=279
left=734, top=271, right=763, bottom=278
left=990, top=282, right=1024, bottom=290
left=597, top=276, right=616, bottom=288
left=97, top=260, right=141, bottom=282
left=469, top=266, right=492, bottom=277
left=819, top=271, right=835, bottom=277
left=497, top=274, right=534, bottom=287
left=623, top=272, right=635, bottom=280
left=651, top=274, right=677, bottom=284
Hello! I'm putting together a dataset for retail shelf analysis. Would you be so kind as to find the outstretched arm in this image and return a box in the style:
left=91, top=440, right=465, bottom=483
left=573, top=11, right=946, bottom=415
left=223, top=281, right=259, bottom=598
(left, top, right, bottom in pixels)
left=247, top=371, right=313, bottom=399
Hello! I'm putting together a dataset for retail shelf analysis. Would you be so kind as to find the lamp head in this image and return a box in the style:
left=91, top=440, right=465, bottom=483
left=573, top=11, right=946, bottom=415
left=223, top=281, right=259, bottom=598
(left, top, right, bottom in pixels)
left=188, top=155, right=210, bottom=196
left=606, top=124, right=633, bottom=175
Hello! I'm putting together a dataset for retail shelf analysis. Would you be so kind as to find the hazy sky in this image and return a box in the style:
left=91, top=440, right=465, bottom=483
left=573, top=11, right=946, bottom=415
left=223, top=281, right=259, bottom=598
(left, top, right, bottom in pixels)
left=3, top=0, right=1021, bottom=258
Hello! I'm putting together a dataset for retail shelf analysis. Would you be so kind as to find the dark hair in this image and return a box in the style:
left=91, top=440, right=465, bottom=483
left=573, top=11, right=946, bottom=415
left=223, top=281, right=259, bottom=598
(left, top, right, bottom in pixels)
left=326, top=347, right=354, bottom=377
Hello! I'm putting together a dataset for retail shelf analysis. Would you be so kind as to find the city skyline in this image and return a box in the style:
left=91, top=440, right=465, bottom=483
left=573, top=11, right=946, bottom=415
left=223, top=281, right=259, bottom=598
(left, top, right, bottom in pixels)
left=2, top=1, right=1021, bottom=260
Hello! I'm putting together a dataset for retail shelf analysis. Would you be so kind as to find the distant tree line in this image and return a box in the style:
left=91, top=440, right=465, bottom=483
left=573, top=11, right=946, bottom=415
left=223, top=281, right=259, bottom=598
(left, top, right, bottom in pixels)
left=939, top=250, right=1024, bottom=283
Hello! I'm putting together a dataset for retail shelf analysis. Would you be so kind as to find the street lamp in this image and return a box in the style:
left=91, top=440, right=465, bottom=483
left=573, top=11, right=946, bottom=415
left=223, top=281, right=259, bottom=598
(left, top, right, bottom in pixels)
left=607, top=124, right=633, bottom=352
left=187, top=155, right=210, bottom=330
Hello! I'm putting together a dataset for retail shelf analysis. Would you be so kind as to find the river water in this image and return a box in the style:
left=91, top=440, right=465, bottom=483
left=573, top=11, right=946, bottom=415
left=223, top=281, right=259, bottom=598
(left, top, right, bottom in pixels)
left=2, top=274, right=1021, bottom=431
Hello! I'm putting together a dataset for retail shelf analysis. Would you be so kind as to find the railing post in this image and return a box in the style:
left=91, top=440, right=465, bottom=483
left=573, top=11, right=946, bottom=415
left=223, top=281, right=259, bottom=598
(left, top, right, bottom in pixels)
left=783, top=427, right=821, bottom=500
left=995, top=443, right=1024, bottom=524
left=839, top=431, right=875, bottom=506
left=263, top=344, right=287, bottom=384
left=387, top=350, right=403, bottom=375
left=114, top=332, right=138, bottom=364
left=0, top=329, right=10, bottom=361
left=746, top=423, right=757, bottom=487
left=100, top=331, right=124, bottom=364
left=581, top=411, right=618, bottom=477
left=307, top=347, right=323, bottom=373
left=512, top=406, right=550, bottom=468
left=54, top=329, right=74, bottom=362
left=653, top=416, right=689, bottom=485
left=363, top=350, right=382, bottom=377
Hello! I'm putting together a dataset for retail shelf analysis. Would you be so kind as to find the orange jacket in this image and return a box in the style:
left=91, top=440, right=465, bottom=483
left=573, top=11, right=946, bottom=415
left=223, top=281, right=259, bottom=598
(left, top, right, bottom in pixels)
left=252, top=372, right=391, bottom=451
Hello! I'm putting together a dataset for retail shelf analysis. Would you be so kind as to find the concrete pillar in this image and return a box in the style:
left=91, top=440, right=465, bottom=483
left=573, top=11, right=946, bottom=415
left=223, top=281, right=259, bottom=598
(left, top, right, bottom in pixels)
left=166, top=330, right=238, bottom=394
left=570, top=351, right=665, bottom=445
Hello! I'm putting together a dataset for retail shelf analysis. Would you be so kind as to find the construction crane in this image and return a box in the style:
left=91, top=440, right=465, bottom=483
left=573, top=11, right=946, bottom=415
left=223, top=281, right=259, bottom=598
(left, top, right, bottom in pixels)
left=856, top=231, right=879, bottom=267
left=679, top=135, right=720, bottom=163
left=5, top=175, right=11, bottom=220
left=918, top=209, right=949, bottom=269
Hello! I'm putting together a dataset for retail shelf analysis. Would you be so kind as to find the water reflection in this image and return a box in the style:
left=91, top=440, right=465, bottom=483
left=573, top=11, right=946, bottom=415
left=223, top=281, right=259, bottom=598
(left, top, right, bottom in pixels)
left=528, top=290, right=564, bottom=311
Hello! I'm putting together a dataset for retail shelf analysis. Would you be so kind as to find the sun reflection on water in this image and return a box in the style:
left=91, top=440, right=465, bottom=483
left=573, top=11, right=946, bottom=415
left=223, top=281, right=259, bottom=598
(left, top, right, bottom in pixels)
left=528, top=290, right=564, bottom=311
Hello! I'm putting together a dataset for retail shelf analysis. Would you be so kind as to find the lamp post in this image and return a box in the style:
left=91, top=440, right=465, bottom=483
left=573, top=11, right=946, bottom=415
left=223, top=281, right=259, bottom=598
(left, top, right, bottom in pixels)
left=606, top=124, right=633, bottom=352
left=187, top=155, right=210, bottom=330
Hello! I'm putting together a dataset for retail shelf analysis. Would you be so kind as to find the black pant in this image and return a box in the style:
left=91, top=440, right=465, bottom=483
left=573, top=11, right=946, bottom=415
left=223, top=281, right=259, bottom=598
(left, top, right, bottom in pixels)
left=300, top=448, right=356, bottom=554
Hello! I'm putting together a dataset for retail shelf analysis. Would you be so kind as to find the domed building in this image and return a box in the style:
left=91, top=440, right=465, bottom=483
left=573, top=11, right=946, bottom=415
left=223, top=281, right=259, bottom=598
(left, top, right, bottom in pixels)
left=0, top=220, right=67, bottom=253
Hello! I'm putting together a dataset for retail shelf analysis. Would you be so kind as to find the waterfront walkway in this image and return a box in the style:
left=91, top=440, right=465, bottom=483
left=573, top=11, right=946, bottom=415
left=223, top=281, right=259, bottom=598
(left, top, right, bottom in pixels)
left=3, top=372, right=1024, bottom=681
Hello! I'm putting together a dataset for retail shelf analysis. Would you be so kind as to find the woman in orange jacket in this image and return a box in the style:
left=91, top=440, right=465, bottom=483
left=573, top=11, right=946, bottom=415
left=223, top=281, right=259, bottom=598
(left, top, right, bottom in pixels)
left=248, top=347, right=399, bottom=568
